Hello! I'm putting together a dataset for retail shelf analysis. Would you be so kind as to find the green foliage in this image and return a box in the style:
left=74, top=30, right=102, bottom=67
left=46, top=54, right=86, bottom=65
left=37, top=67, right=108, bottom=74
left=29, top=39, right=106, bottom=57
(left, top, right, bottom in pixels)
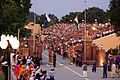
left=106, top=50, right=111, bottom=55
left=0, top=0, right=31, bottom=37
left=19, top=28, right=31, bottom=38
left=60, top=7, right=107, bottom=24
left=26, top=12, right=35, bottom=23
left=118, top=50, right=120, bottom=55
left=61, top=12, right=83, bottom=23
left=36, top=14, right=46, bottom=26
left=111, top=48, right=118, bottom=55
left=84, top=7, right=107, bottom=23
left=106, top=48, right=119, bottom=55
left=26, top=7, right=108, bottom=28
left=35, top=13, right=59, bottom=28
left=109, top=0, right=120, bottom=36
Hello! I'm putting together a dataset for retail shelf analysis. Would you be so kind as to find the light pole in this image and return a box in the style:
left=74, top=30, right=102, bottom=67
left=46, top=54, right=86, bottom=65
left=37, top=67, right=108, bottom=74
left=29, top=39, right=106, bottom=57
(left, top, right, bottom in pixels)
left=0, top=34, right=19, bottom=80
left=33, top=0, right=37, bottom=54
left=84, top=0, right=87, bottom=62
left=18, top=29, right=20, bottom=51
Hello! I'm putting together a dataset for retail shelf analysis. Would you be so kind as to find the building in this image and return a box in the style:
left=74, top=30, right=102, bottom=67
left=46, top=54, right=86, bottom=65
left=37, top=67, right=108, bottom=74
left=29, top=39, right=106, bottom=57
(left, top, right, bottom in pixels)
left=93, top=33, right=120, bottom=51
left=19, top=22, right=43, bottom=59
left=25, top=22, right=41, bottom=36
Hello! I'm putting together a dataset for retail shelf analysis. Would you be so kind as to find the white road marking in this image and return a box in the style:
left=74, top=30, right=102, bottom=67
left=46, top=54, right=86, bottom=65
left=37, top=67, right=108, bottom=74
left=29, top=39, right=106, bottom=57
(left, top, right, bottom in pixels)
left=42, top=52, right=90, bottom=80
left=56, top=61, right=64, bottom=66
left=64, top=66, right=90, bottom=80
left=46, top=64, right=50, bottom=67
left=42, top=52, right=48, bottom=58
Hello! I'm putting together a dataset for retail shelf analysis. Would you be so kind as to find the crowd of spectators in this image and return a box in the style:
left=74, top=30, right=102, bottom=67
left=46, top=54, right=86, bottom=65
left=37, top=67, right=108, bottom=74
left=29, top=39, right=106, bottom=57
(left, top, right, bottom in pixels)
left=102, top=56, right=120, bottom=78
left=42, top=23, right=114, bottom=53
left=1, top=53, right=55, bottom=80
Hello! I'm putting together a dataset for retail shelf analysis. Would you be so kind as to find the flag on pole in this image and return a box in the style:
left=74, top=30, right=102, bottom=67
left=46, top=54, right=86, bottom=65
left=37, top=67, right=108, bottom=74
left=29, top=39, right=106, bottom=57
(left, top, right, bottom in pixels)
left=44, top=14, right=51, bottom=27
left=73, top=15, right=79, bottom=30
left=46, top=14, right=51, bottom=22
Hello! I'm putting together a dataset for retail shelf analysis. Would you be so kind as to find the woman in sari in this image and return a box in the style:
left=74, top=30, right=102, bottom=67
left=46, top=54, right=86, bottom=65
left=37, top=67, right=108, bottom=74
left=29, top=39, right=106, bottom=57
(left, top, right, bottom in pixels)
left=14, top=61, right=20, bottom=79
left=18, top=65, right=25, bottom=80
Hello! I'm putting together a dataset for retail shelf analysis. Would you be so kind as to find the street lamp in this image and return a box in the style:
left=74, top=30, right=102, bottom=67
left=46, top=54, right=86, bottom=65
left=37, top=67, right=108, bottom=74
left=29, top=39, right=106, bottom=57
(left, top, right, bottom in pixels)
left=95, top=19, right=97, bottom=24
left=0, top=34, right=19, bottom=80
left=70, top=20, right=72, bottom=23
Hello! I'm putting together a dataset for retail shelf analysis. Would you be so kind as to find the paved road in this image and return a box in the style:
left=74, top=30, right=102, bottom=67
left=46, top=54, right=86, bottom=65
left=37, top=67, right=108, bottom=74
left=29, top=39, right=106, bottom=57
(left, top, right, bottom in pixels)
left=41, top=50, right=119, bottom=80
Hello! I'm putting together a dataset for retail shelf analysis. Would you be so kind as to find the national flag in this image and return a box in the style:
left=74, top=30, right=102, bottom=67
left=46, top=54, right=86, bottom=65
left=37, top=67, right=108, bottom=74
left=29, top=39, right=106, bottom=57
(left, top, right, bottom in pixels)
left=73, top=15, right=79, bottom=30
left=46, top=14, right=51, bottom=22
left=44, top=14, right=51, bottom=27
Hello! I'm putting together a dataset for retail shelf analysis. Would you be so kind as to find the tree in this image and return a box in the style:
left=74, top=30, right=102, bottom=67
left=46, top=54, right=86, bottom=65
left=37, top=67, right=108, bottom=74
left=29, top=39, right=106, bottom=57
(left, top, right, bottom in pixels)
left=19, top=28, right=31, bottom=38
left=61, top=7, right=107, bottom=24
left=26, top=12, right=37, bottom=23
left=109, top=0, right=120, bottom=36
left=34, top=13, right=58, bottom=28
left=106, top=50, right=111, bottom=55
left=83, top=7, right=107, bottom=23
left=48, top=14, right=59, bottom=24
left=0, top=0, right=31, bottom=37
left=111, top=48, right=118, bottom=55
left=61, top=12, right=83, bottom=23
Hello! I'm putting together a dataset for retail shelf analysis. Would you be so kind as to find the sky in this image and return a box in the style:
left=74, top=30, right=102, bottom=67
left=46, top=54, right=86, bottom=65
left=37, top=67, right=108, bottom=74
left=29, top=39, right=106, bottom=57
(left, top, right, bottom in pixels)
left=30, top=0, right=110, bottom=19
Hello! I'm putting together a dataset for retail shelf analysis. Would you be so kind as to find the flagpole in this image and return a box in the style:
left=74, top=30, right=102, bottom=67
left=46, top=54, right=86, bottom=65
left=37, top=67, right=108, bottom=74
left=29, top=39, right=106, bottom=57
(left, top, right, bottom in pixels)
left=18, top=29, right=20, bottom=51
left=33, top=0, right=36, bottom=54
left=84, top=0, right=87, bottom=62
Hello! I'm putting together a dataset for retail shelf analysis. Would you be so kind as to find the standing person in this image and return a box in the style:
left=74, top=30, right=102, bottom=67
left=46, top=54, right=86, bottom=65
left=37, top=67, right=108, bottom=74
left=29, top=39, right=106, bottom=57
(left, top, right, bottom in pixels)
left=48, top=48, right=53, bottom=64
left=111, top=62, right=116, bottom=78
left=82, top=62, right=87, bottom=78
left=108, top=62, right=112, bottom=78
left=79, top=53, right=82, bottom=67
left=92, top=62, right=96, bottom=72
left=75, top=52, right=80, bottom=66
left=14, top=61, right=20, bottom=79
left=22, top=56, right=27, bottom=65
left=63, top=51, right=67, bottom=59
left=118, top=63, right=120, bottom=78
left=53, top=53, right=56, bottom=67
left=72, top=52, right=76, bottom=64
left=18, top=65, right=25, bottom=80
left=103, top=62, right=108, bottom=78
left=1, top=55, right=8, bottom=80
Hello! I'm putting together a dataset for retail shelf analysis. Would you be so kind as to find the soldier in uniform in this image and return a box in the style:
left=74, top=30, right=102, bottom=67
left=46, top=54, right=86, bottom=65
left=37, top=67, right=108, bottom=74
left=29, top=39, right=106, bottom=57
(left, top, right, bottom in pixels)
left=53, top=53, right=56, bottom=67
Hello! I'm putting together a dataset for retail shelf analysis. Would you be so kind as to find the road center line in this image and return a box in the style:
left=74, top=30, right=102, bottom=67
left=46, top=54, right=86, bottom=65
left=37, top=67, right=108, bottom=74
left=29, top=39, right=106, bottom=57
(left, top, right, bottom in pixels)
left=64, top=66, right=90, bottom=80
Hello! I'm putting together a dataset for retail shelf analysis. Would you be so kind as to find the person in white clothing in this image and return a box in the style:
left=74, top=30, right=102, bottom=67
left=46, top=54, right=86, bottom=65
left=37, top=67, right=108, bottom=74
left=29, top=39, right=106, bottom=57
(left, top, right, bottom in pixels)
left=82, top=63, right=87, bottom=78
left=111, top=62, right=116, bottom=78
